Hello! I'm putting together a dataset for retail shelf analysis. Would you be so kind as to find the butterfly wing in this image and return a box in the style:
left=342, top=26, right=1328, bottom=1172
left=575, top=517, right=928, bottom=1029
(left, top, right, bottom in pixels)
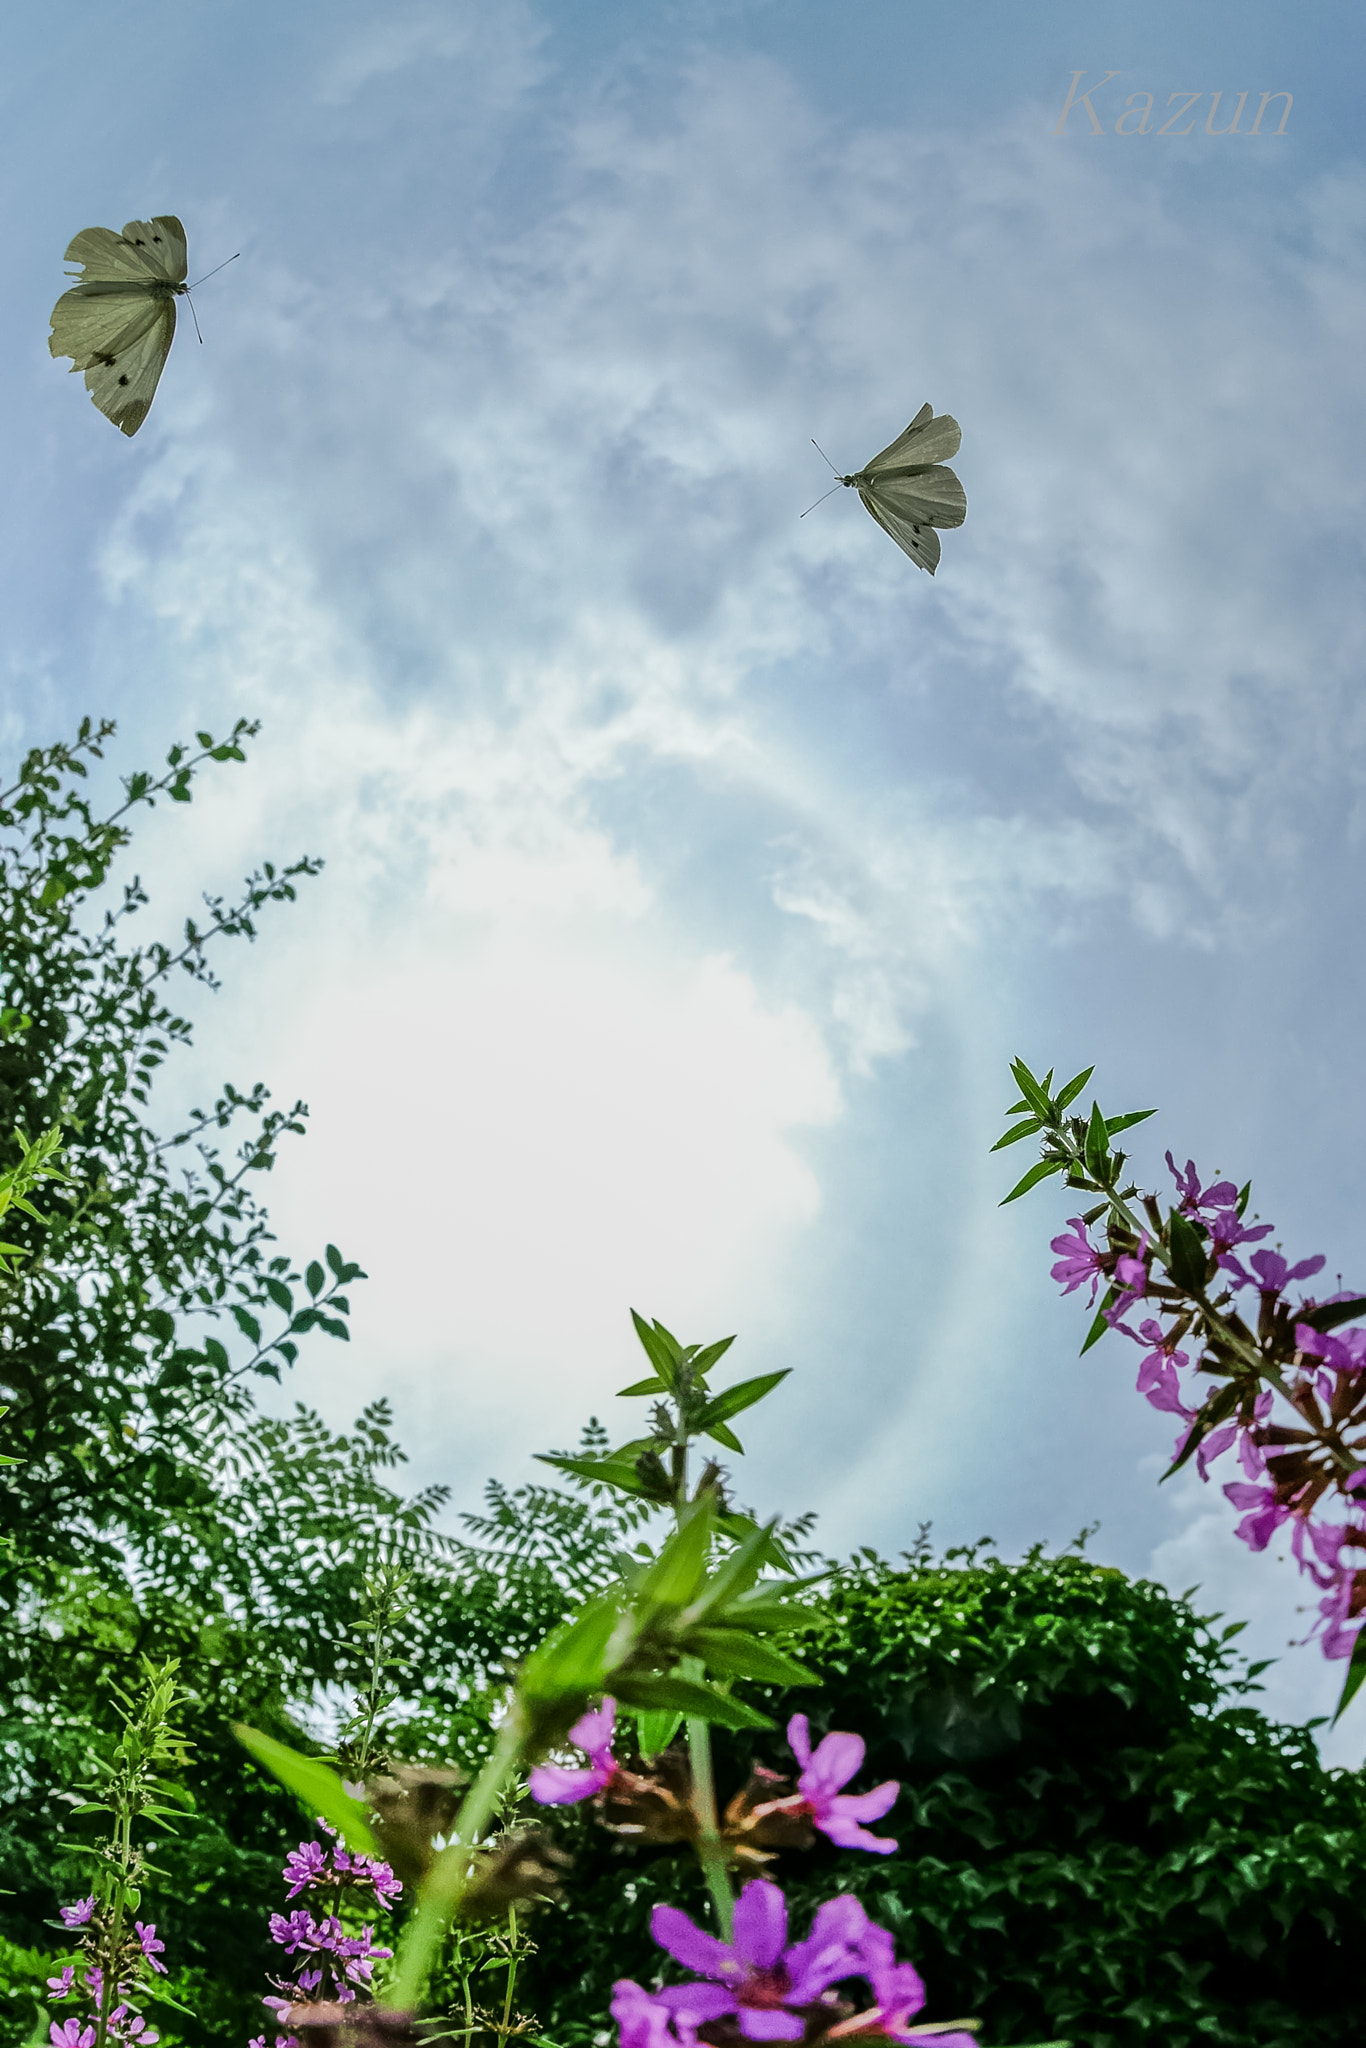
left=857, top=486, right=942, bottom=575
left=50, top=291, right=177, bottom=436
left=51, top=216, right=186, bottom=433
left=869, top=466, right=967, bottom=531
left=865, top=404, right=963, bottom=474
left=119, top=216, right=188, bottom=284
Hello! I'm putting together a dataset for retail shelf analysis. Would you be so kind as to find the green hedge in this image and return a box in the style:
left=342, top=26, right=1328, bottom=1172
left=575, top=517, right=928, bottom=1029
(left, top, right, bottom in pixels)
left=525, top=1552, right=1366, bottom=2048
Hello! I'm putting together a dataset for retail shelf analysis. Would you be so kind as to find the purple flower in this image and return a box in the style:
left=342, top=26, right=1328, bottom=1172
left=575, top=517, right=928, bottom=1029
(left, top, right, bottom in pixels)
left=1124, top=1319, right=1191, bottom=1419
left=613, top=1879, right=973, bottom=2047
left=282, top=1827, right=402, bottom=1912
left=1203, top=1207, right=1273, bottom=1256
left=50, top=2023, right=95, bottom=2048
left=1221, top=1247, right=1326, bottom=1296
left=785, top=1716, right=898, bottom=1855
left=1166, top=1154, right=1238, bottom=1219
left=1106, top=1233, right=1151, bottom=1323
left=1224, top=1479, right=1291, bottom=1552
left=283, top=1841, right=329, bottom=1896
left=46, top=1967, right=76, bottom=1998
left=529, top=1696, right=620, bottom=1805
left=59, top=1898, right=96, bottom=1930
left=1049, top=1220, right=1105, bottom=1306
left=135, top=1923, right=167, bottom=1976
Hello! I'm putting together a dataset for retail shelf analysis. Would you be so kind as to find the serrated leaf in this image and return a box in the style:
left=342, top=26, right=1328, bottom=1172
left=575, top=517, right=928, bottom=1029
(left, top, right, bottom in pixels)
left=1167, top=1211, right=1210, bottom=1293
left=1055, top=1065, right=1095, bottom=1112
left=230, top=1305, right=262, bottom=1345
left=990, top=1119, right=1043, bottom=1152
left=1000, top=1156, right=1065, bottom=1206
left=686, top=1628, right=818, bottom=1686
left=233, top=1725, right=381, bottom=1855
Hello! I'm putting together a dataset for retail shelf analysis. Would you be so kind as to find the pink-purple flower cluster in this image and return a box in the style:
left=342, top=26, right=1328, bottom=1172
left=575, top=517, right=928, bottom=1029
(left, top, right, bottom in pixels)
left=46, top=1899, right=166, bottom=2047
left=529, top=1702, right=900, bottom=1857
left=1049, top=1152, right=1366, bottom=1661
left=251, top=1823, right=401, bottom=2048
left=611, top=1878, right=973, bottom=2048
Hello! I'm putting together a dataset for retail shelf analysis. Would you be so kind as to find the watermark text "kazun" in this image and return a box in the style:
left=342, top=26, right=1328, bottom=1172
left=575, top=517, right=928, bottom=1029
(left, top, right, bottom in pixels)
left=1054, top=72, right=1291, bottom=136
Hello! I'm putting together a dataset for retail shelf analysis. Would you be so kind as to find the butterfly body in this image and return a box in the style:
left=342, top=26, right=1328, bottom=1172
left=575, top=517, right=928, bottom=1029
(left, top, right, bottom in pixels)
left=50, top=215, right=189, bottom=436
left=839, top=403, right=967, bottom=575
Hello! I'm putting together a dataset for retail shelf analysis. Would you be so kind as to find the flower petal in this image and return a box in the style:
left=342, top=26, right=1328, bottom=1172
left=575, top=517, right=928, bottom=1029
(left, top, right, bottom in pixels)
left=785, top=1713, right=812, bottom=1770
left=799, top=1732, right=864, bottom=1799
left=732, top=1879, right=788, bottom=1969
left=650, top=1903, right=735, bottom=1978
left=736, top=2011, right=804, bottom=2041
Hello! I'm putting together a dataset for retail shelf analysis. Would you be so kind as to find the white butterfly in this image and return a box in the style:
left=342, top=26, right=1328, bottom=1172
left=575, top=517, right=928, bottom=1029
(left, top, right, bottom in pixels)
left=49, top=215, right=189, bottom=437
left=819, top=404, right=967, bottom=574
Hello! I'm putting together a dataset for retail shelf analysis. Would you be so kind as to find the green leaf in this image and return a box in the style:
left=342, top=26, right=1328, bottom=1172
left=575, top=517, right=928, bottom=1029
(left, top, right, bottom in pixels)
left=630, top=1310, right=679, bottom=1390
left=518, top=1595, right=625, bottom=1702
left=1297, top=1296, right=1366, bottom=1336
left=1009, top=1059, right=1054, bottom=1121
left=686, top=1627, right=818, bottom=1686
left=305, top=1260, right=325, bottom=1298
left=697, top=1370, right=790, bottom=1438
left=616, top=1376, right=667, bottom=1397
left=1079, top=1287, right=1116, bottom=1356
left=689, top=1336, right=737, bottom=1380
left=1331, top=1622, right=1366, bottom=1725
left=1167, top=1211, right=1210, bottom=1293
left=717, top=1512, right=796, bottom=1574
left=990, top=1118, right=1043, bottom=1152
left=1161, top=1383, right=1240, bottom=1481
left=535, top=1442, right=666, bottom=1500
left=1104, top=1108, right=1157, bottom=1136
left=635, top=1708, right=684, bottom=1759
left=264, top=1277, right=293, bottom=1314
left=232, top=1725, right=382, bottom=1855
left=611, top=1671, right=773, bottom=1730
left=1000, top=1156, right=1066, bottom=1206
left=1083, top=1101, right=1110, bottom=1176
left=1055, top=1065, right=1095, bottom=1112
left=638, top=1498, right=714, bottom=1609
left=704, top=1418, right=744, bottom=1453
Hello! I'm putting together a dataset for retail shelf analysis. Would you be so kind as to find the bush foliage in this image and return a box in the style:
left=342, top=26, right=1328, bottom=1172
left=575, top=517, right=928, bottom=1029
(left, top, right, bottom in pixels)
left=528, top=1551, right=1366, bottom=2048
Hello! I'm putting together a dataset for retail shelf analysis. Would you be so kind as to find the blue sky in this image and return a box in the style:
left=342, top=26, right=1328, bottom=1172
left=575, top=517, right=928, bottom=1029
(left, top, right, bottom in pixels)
left=6, top=1, right=1366, bottom=1755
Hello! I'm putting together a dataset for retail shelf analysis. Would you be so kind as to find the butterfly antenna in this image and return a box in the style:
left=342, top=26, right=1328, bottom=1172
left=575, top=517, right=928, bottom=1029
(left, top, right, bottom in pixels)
left=185, top=292, right=205, bottom=345
left=811, top=438, right=840, bottom=475
left=186, top=252, right=240, bottom=291
left=799, top=482, right=843, bottom=519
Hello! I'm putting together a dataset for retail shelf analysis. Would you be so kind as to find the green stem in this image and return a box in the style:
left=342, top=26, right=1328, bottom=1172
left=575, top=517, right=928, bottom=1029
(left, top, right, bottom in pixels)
left=387, top=1719, right=524, bottom=2014
left=685, top=1713, right=734, bottom=1941
left=499, top=1905, right=518, bottom=2039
